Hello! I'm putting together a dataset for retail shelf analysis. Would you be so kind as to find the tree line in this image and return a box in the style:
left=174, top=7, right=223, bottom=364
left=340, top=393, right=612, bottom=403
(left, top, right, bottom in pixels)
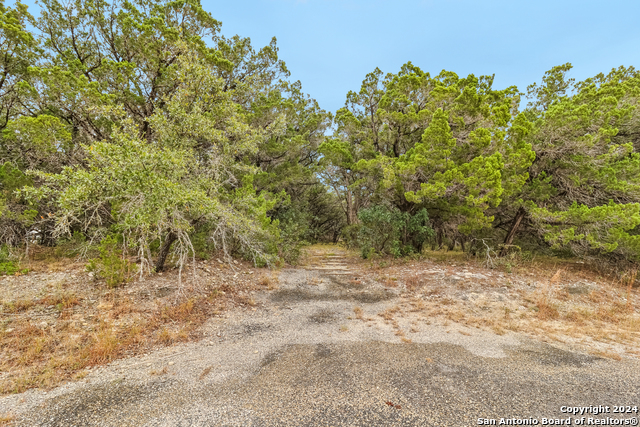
left=1, top=0, right=639, bottom=276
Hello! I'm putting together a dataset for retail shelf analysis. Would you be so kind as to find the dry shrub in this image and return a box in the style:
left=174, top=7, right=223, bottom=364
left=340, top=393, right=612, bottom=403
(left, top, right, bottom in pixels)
left=161, top=299, right=195, bottom=322
left=150, top=366, right=168, bottom=376
left=110, top=298, right=137, bottom=318
left=536, top=299, right=560, bottom=320
left=564, top=308, right=593, bottom=324
left=492, top=325, right=506, bottom=335
left=588, top=289, right=608, bottom=304
left=595, top=306, right=623, bottom=323
left=156, top=328, right=174, bottom=345
left=258, top=274, right=278, bottom=289
left=382, top=276, right=398, bottom=287
left=534, top=269, right=562, bottom=320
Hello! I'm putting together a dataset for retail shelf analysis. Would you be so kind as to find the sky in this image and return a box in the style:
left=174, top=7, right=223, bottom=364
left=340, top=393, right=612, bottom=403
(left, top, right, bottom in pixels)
left=19, top=0, right=640, bottom=113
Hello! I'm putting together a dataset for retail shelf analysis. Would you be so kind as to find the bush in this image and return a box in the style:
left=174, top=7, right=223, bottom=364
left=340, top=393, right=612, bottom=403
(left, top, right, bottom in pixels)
left=340, top=224, right=361, bottom=250
left=0, top=244, right=20, bottom=275
left=86, top=235, right=135, bottom=287
left=357, top=206, right=433, bottom=258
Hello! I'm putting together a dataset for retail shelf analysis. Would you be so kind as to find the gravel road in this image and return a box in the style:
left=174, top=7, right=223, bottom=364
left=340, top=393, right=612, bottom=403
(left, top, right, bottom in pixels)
left=2, top=252, right=639, bottom=426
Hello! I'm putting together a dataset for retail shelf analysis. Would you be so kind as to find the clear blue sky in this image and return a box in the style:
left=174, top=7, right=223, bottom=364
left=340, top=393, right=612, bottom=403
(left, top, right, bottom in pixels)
left=206, top=0, right=640, bottom=112
left=22, top=0, right=640, bottom=113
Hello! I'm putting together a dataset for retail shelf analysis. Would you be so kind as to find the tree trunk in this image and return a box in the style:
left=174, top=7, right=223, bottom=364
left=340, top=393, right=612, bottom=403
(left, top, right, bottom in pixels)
left=436, top=228, right=444, bottom=250
left=500, top=207, right=526, bottom=256
left=155, top=232, right=177, bottom=272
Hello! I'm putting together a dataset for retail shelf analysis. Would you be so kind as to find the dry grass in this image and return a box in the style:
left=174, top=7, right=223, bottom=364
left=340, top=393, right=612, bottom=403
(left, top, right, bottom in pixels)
left=378, top=305, right=401, bottom=321
left=353, top=248, right=640, bottom=357
left=257, top=274, right=279, bottom=290
left=591, top=350, right=623, bottom=361
left=0, top=413, right=14, bottom=426
left=0, top=255, right=276, bottom=395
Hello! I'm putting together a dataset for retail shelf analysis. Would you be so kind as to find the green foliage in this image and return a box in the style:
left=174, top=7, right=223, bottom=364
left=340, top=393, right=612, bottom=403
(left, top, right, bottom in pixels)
left=357, top=205, right=433, bottom=258
left=340, top=224, right=361, bottom=250
left=0, top=244, right=19, bottom=275
left=325, top=63, right=534, bottom=243
left=2, top=0, right=640, bottom=273
left=504, top=64, right=640, bottom=262
left=86, top=235, right=134, bottom=287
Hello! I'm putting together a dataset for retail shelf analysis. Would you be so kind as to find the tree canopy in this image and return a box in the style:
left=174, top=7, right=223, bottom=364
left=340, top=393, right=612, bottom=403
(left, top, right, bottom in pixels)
left=1, top=0, right=639, bottom=278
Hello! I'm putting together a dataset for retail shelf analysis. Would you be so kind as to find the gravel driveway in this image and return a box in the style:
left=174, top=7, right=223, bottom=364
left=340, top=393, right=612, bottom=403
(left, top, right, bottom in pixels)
left=2, top=252, right=639, bottom=426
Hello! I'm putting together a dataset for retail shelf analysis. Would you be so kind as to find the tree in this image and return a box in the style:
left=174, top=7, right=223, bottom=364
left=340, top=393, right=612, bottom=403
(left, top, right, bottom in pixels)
left=0, top=0, right=37, bottom=131
left=24, top=46, right=282, bottom=272
left=325, top=63, right=534, bottom=250
left=6, top=0, right=337, bottom=269
left=501, top=64, right=640, bottom=262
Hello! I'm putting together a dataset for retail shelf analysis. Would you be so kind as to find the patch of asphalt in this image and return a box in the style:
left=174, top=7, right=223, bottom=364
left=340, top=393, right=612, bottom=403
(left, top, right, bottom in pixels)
left=2, top=267, right=639, bottom=426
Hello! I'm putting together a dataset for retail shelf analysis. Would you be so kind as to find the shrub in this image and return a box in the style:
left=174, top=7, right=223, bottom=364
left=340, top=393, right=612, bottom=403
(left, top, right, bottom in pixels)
left=357, top=206, right=433, bottom=258
left=0, top=245, right=19, bottom=275
left=86, top=235, right=135, bottom=287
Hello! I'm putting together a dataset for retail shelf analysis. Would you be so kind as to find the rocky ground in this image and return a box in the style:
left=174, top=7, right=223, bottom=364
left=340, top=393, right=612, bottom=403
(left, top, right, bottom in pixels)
left=1, top=246, right=639, bottom=426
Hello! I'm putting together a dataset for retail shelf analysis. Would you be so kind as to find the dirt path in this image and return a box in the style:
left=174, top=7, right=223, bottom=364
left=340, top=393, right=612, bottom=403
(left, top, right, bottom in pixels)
left=2, top=246, right=640, bottom=426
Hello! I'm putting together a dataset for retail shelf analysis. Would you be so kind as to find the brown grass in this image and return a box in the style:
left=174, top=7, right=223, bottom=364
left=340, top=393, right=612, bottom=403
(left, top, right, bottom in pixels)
left=404, top=275, right=423, bottom=291
left=0, top=413, right=15, bottom=426
left=360, top=249, right=640, bottom=356
left=591, top=350, right=622, bottom=361
left=257, top=274, right=279, bottom=290
left=378, top=305, right=401, bottom=321
left=0, top=259, right=269, bottom=395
